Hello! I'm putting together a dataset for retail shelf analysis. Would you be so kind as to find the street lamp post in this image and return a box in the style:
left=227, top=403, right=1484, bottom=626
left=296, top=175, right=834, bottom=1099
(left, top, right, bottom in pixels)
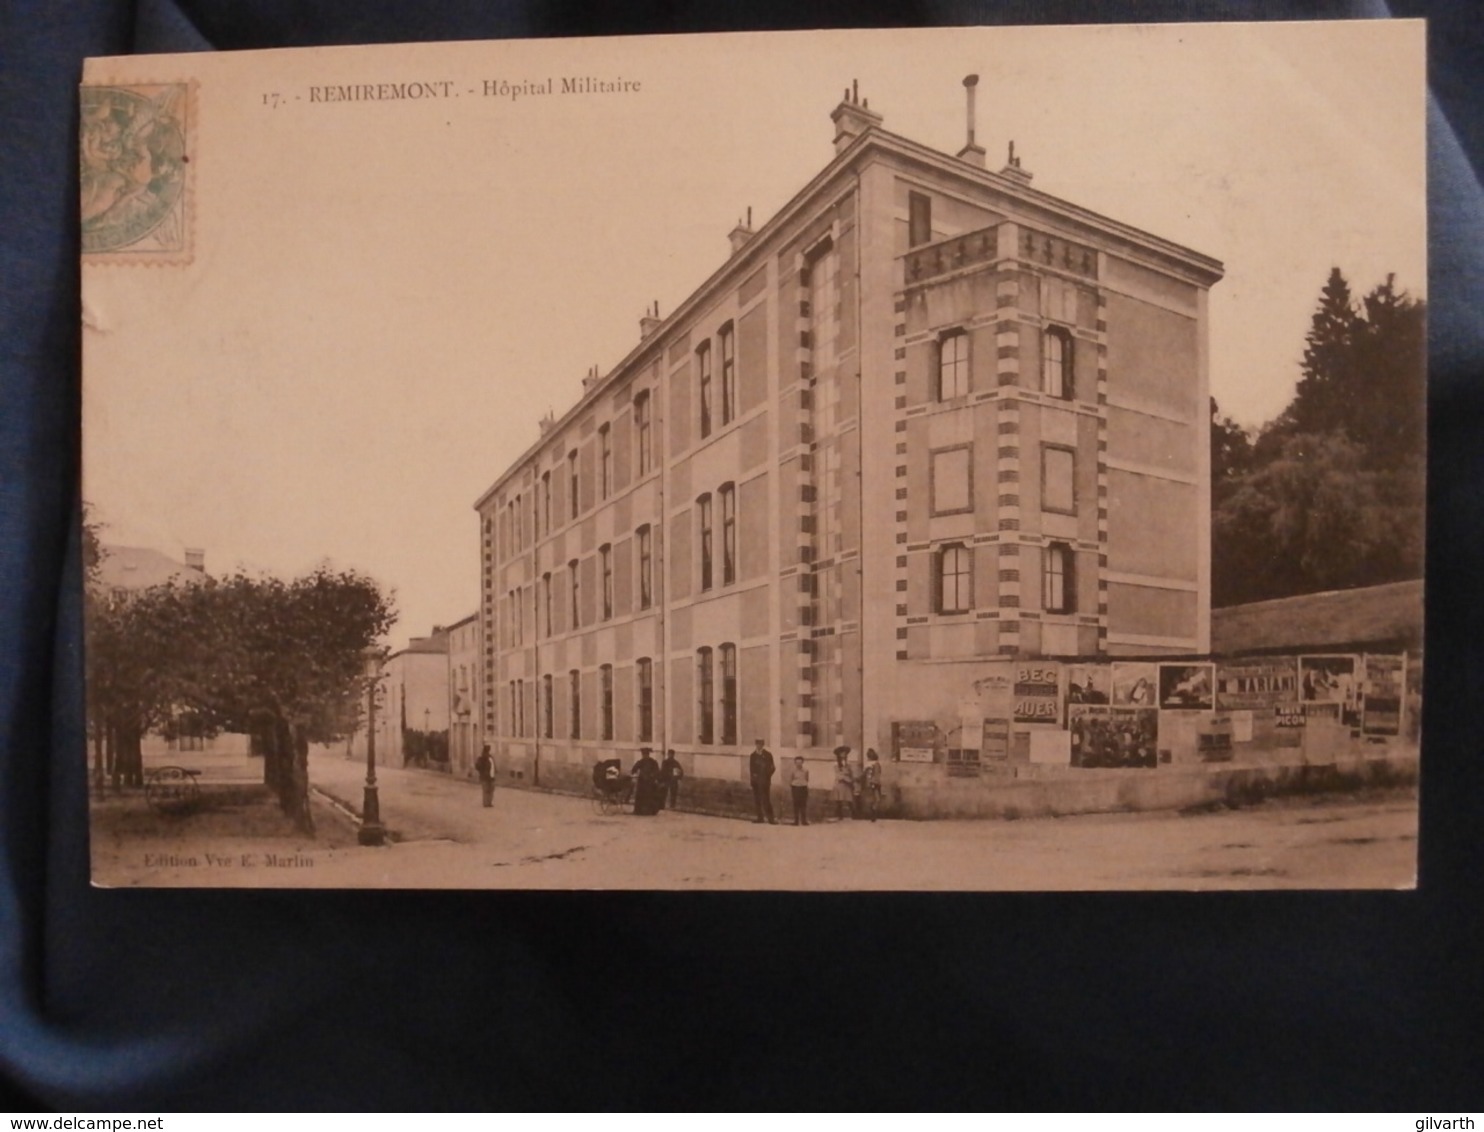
left=359, top=647, right=386, bottom=846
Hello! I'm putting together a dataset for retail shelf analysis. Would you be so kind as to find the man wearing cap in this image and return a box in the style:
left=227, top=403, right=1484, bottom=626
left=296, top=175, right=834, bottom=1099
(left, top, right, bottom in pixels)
left=748, top=738, right=776, bottom=825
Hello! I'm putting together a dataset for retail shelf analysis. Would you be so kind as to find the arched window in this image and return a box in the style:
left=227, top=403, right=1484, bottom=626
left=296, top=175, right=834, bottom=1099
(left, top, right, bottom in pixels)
left=719, top=643, right=738, bottom=746
left=938, top=330, right=970, bottom=400
left=1044, top=542, right=1076, bottom=614
left=634, top=391, right=652, bottom=475
left=697, top=493, right=714, bottom=591
left=567, top=448, right=580, bottom=519
left=600, top=664, right=614, bottom=741
left=637, top=525, right=653, bottom=609
left=636, top=657, right=654, bottom=742
left=719, top=322, right=737, bottom=425
left=600, top=543, right=613, bottom=621
left=697, top=340, right=713, bottom=438
left=719, top=482, right=736, bottom=585
left=1042, top=326, right=1074, bottom=400
left=598, top=424, right=612, bottom=500
left=569, top=669, right=582, bottom=739
left=697, top=647, right=714, bottom=744
left=936, top=543, right=973, bottom=615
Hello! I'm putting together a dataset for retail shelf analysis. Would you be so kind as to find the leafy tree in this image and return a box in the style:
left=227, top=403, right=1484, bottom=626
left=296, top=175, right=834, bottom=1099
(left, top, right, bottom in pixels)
left=84, top=562, right=395, bottom=831
left=1213, top=270, right=1425, bottom=606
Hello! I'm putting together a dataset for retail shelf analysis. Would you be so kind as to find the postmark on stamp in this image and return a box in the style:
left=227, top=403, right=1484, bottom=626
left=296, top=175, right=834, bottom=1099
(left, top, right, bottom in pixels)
left=80, top=82, right=193, bottom=263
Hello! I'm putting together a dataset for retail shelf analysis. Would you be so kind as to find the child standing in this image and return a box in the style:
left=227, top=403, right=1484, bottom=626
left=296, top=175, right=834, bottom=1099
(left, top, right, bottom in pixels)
left=789, top=756, right=811, bottom=826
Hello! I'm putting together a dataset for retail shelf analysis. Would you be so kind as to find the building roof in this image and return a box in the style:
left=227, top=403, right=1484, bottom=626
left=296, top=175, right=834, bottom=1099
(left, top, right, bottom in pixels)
left=473, top=95, right=1224, bottom=512
left=96, top=544, right=203, bottom=591
left=1211, top=580, right=1423, bottom=656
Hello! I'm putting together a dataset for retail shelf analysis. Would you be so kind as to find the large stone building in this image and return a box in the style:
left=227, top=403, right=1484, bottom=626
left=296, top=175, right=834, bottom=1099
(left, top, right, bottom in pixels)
left=474, top=80, right=1222, bottom=797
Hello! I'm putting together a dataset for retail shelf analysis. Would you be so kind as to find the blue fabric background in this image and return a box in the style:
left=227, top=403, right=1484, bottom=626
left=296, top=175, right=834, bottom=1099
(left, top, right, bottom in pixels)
left=3, top=0, right=1480, bottom=1110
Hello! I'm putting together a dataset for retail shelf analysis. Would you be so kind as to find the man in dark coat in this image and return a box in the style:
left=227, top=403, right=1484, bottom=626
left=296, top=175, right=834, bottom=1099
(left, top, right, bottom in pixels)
left=630, top=747, right=662, bottom=816
left=474, top=743, right=496, bottom=808
left=659, top=749, right=684, bottom=810
left=748, top=738, right=776, bottom=824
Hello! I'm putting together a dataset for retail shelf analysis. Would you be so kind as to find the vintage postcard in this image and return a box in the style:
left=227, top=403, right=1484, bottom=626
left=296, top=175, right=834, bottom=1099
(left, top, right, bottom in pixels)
left=81, top=22, right=1426, bottom=890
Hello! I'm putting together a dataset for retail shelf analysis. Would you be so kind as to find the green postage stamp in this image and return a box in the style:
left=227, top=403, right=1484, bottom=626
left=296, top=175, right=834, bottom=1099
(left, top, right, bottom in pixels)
left=80, top=82, right=193, bottom=263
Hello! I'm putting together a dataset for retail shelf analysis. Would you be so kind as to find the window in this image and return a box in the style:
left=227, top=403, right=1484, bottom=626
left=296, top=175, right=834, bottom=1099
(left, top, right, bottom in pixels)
left=909, top=191, right=932, bottom=247
left=1042, top=445, right=1076, bottom=515
left=719, top=322, right=736, bottom=426
left=513, top=493, right=523, bottom=551
left=516, top=678, right=526, bottom=737
left=936, top=543, right=973, bottom=615
left=634, top=392, right=652, bottom=476
left=938, top=330, right=969, bottom=400
left=637, top=524, right=653, bottom=609
left=569, top=670, right=582, bottom=739
left=568, top=449, right=579, bottom=519
left=540, top=471, right=551, bottom=536
left=719, top=643, right=737, bottom=745
left=697, top=647, right=714, bottom=744
left=542, top=674, right=553, bottom=738
left=508, top=681, right=516, bottom=738
left=697, top=341, right=713, bottom=438
left=806, top=240, right=839, bottom=371
left=599, top=424, right=612, bottom=500
left=930, top=447, right=972, bottom=516
left=1042, top=326, right=1074, bottom=400
left=568, top=558, right=580, bottom=629
left=600, top=543, right=613, bottom=621
left=513, top=587, right=524, bottom=645
left=533, top=477, right=543, bottom=540
left=719, top=483, right=736, bottom=585
left=600, top=664, right=614, bottom=741
left=1044, top=542, right=1075, bottom=614
left=697, top=493, right=713, bottom=591
left=542, top=572, right=553, bottom=637
left=637, top=658, right=653, bottom=743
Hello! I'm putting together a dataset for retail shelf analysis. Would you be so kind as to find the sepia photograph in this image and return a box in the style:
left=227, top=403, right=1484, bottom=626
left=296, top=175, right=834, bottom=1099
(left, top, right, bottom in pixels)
left=79, top=20, right=1425, bottom=890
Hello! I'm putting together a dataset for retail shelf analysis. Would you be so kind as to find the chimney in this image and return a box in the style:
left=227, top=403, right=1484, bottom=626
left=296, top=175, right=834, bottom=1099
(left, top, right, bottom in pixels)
left=999, top=139, right=1032, bottom=185
left=581, top=363, right=600, bottom=391
left=957, top=74, right=986, bottom=168
left=728, top=206, right=754, bottom=255
left=639, top=300, right=662, bottom=339
left=538, top=409, right=556, bottom=436
left=830, top=79, right=883, bottom=155
left=183, top=547, right=205, bottom=573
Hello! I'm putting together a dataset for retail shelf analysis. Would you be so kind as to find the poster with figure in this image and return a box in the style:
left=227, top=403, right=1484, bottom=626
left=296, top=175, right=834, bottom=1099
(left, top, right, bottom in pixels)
left=1065, top=664, right=1111, bottom=706
left=1158, top=664, right=1215, bottom=711
left=1300, top=655, right=1361, bottom=729
left=1111, top=662, right=1158, bottom=707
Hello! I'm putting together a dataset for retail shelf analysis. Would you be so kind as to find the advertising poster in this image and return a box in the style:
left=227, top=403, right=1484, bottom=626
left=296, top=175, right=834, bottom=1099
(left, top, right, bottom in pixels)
left=1070, top=705, right=1156, bottom=768
left=1111, top=662, right=1158, bottom=707
left=1158, top=663, right=1215, bottom=711
left=1215, top=657, right=1298, bottom=711
left=1361, top=653, right=1405, bottom=737
left=1065, top=664, right=1111, bottom=706
left=1275, top=704, right=1306, bottom=729
left=1299, top=655, right=1360, bottom=729
left=981, top=718, right=1012, bottom=762
left=1013, top=662, right=1062, bottom=726
left=893, top=720, right=938, bottom=763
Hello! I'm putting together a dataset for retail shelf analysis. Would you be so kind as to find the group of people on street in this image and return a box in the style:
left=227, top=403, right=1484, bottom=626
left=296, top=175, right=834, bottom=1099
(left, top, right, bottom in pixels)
left=591, top=748, right=685, bottom=816
left=751, top=739, right=883, bottom=826
left=476, top=738, right=885, bottom=824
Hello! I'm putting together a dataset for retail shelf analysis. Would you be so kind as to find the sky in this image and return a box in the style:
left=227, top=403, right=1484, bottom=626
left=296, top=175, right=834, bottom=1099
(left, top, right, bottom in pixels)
left=81, top=21, right=1426, bottom=649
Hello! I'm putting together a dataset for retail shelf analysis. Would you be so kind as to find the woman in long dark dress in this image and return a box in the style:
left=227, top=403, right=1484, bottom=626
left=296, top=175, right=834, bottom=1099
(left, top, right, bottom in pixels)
left=630, top=748, right=662, bottom=815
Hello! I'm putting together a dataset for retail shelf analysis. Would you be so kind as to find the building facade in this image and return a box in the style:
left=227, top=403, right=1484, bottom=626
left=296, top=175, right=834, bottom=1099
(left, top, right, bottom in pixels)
left=474, top=82, right=1222, bottom=797
left=375, top=628, right=450, bottom=768
left=446, top=612, right=482, bottom=776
